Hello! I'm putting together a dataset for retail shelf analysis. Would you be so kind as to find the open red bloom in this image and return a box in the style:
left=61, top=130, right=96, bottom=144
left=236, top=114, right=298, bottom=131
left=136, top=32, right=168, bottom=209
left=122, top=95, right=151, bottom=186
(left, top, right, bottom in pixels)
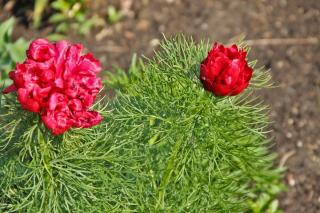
left=3, top=39, right=103, bottom=135
left=200, top=43, right=253, bottom=96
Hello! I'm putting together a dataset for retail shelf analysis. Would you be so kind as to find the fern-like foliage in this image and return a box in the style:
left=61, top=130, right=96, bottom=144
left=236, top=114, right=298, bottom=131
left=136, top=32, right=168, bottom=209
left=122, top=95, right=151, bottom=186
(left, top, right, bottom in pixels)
left=0, top=35, right=283, bottom=212
left=0, top=94, right=139, bottom=212
left=106, top=35, right=283, bottom=212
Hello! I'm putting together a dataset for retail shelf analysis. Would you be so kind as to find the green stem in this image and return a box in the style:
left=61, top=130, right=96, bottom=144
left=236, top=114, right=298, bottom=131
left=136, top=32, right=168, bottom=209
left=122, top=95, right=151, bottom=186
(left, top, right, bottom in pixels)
left=38, top=128, right=54, bottom=210
left=156, top=138, right=183, bottom=210
left=155, top=112, right=200, bottom=210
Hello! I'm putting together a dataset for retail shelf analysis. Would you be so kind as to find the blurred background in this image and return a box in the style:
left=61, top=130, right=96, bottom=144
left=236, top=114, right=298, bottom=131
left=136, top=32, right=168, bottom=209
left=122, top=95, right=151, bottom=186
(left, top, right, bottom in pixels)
left=0, top=0, right=319, bottom=212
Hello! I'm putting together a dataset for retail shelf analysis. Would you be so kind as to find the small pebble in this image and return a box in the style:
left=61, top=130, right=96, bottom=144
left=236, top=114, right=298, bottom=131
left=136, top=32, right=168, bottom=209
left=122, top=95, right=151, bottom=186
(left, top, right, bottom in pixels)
left=298, top=120, right=306, bottom=128
left=288, top=174, right=296, bottom=186
left=291, top=106, right=299, bottom=115
left=286, top=132, right=293, bottom=139
left=137, top=20, right=150, bottom=31
left=201, top=23, right=208, bottom=30
left=158, top=25, right=166, bottom=32
left=276, top=61, right=285, bottom=69
left=297, top=140, right=303, bottom=148
left=287, top=118, right=294, bottom=125
left=124, top=31, right=135, bottom=39
left=150, top=38, right=160, bottom=47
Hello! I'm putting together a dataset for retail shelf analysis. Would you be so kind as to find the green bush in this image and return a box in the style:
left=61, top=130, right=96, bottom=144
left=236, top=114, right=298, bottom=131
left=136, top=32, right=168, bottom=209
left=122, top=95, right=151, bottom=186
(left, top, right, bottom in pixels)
left=106, top=36, right=284, bottom=211
left=0, top=36, right=283, bottom=212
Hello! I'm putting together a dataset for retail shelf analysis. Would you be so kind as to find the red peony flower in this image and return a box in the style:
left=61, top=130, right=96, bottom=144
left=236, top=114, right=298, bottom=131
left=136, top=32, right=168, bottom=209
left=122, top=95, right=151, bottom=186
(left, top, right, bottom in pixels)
left=3, top=39, right=103, bottom=135
left=200, top=43, right=253, bottom=96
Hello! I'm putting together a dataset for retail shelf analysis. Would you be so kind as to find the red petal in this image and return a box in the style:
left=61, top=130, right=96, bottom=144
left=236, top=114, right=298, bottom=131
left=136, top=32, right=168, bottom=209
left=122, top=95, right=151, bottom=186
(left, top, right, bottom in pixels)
left=8, top=71, right=15, bottom=80
left=17, top=88, right=40, bottom=112
left=74, top=111, right=102, bottom=128
left=41, top=110, right=72, bottom=135
left=69, top=99, right=83, bottom=111
left=54, top=40, right=70, bottom=78
left=48, top=93, right=67, bottom=111
left=27, top=39, right=55, bottom=62
left=2, top=84, right=17, bottom=94
left=77, top=53, right=101, bottom=76
left=64, top=44, right=83, bottom=76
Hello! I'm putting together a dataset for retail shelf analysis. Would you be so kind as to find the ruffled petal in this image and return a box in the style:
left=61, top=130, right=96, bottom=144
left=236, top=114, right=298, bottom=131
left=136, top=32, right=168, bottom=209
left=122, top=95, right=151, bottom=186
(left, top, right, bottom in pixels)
left=27, top=39, right=55, bottom=62
left=17, top=88, right=40, bottom=112
left=77, top=53, right=101, bottom=76
left=73, top=111, right=102, bottom=128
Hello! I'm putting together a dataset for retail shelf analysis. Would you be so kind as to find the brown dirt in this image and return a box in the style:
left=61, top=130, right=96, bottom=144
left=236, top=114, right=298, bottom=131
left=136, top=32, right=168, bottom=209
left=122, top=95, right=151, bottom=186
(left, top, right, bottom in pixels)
left=1, top=0, right=320, bottom=212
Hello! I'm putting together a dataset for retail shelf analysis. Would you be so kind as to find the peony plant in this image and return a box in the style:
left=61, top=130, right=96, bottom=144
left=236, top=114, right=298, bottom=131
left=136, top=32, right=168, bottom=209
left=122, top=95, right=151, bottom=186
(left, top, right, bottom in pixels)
left=0, top=39, right=122, bottom=212
left=106, top=36, right=284, bottom=212
left=0, top=35, right=283, bottom=212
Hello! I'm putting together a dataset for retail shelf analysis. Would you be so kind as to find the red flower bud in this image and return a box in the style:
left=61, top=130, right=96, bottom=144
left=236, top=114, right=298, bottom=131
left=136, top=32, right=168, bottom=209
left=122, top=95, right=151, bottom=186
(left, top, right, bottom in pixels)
left=200, top=43, right=253, bottom=96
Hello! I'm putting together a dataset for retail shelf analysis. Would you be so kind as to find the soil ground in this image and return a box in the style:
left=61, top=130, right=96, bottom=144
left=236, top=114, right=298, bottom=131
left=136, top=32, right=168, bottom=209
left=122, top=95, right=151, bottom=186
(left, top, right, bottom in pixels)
left=0, top=0, right=319, bottom=212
